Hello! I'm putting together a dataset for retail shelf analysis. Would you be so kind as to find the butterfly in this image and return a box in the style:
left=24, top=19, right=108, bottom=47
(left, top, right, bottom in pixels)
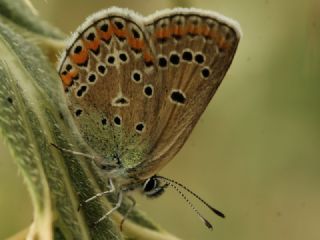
left=56, top=7, right=241, bottom=229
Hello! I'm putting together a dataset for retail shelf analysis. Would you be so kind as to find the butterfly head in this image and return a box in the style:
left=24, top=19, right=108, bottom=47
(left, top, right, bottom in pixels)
left=141, top=175, right=169, bottom=198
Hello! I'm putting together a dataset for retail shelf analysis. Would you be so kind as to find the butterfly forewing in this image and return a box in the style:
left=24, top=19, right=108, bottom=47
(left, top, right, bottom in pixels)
left=58, top=9, right=162, bottom=168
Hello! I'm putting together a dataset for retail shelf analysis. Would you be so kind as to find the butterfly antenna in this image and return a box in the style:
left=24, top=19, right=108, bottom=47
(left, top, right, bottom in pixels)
left=160, top=178, right=214, bottom=230
left=156, top=176, right=225, bottom=219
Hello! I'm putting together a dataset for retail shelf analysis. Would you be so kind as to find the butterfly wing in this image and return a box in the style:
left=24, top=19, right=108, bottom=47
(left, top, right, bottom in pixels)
left=128, top=9, right=241, bottom=179
left=58, top=8, right=164, bottom=169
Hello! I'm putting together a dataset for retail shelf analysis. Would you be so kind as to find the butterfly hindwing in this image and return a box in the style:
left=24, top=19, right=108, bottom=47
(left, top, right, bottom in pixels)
left=129, top=9, right=241, bottom=179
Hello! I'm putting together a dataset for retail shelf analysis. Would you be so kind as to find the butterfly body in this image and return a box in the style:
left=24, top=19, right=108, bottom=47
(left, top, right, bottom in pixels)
left=57, top=7, right=241, bottom=227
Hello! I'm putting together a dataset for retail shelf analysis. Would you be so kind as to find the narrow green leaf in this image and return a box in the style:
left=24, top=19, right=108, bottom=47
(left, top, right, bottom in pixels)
left=0, top=1, right=181, bottom=240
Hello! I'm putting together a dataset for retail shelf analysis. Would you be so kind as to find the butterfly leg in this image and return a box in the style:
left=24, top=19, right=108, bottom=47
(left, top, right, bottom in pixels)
left=120, top=196, right=136, bottom=231
left=78, top=178, right=115, bottom=211
left=51, top=143, right=98, bottom=160
left=94, top=190, right=123, bottom=225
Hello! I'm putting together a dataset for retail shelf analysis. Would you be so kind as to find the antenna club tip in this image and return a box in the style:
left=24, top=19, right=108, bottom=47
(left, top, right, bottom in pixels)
left=211, top=208, right=225, bottom=218
left=204, top=219, right=213, bottom=230
left=218, top=212, right=226, bottom=218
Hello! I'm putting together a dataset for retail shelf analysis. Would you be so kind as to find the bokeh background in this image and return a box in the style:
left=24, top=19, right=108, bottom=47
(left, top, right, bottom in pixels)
left=1, top=0, right=320, bottom=239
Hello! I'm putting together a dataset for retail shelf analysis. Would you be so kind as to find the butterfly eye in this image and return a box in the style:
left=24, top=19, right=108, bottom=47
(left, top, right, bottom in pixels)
left=143, top=177, right=158, bottom=192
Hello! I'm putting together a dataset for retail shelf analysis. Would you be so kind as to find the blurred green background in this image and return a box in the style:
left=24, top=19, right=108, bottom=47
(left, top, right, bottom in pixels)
left=1, top=0, right=320, bottom=239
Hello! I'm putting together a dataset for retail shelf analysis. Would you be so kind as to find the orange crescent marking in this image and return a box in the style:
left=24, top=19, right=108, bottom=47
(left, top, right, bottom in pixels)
left=154, top=29, right=161, bottom=38
left=61, top=74, right=72, bottom=86
left=61, top=69, right=78, bottom=86
left=84, top=37, right=100, bottom=51
left=210, top=30, right=230, bottom=49
left=70, top=50, right=89, bottom=65
left=202, top=25, right=211, bottom=37
left=97, top=25, right=113, bottom=42
left=194, top=26, right=203, bottom=35
left=114, top=28, right=128, bottom=38
left=110, top=21, right=128, bottom=39
left=172, top=25, right=179, bottom=36
left=219, top=39, right=230, bottom=50
left=155, top=28, right=171, bottom=39
left=128, top=37, right=145, bottom=49
left=210, top=29, right=222, bottom=43
left=187, top=24, right=195, bottom=34
left=99, top=31, right=112, bottom=41
left=70, top=40, right=89, bottom=65
left=143, top=50, right=154, bottom=62
left=169, top=24, right=185, bottom=37
left=178, top=24, right=188, bottom=36
left=179, top=25, right=190, bottom=37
